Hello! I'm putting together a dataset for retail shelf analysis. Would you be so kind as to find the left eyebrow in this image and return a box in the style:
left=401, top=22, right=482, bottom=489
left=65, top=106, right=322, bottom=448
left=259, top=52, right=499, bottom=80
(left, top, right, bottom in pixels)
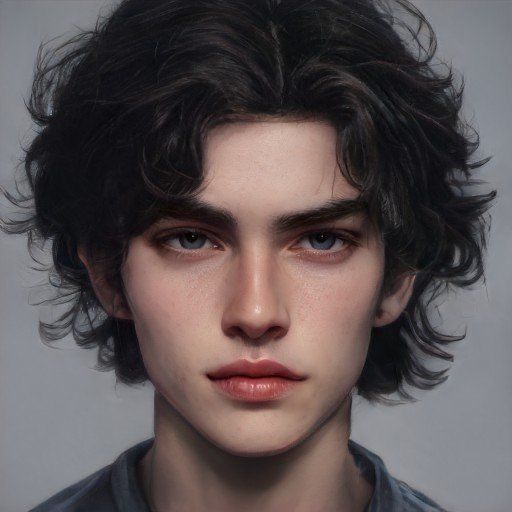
left=157, top=195, right=368, bottom=234
left=272, top=197, right=368, bottom=234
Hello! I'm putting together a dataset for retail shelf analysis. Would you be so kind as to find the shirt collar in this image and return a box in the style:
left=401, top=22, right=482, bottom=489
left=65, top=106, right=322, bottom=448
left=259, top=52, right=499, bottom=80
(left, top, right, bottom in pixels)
left=110, top=437, right=404, bottom=512
left=349, top=439, right=405, bottom=511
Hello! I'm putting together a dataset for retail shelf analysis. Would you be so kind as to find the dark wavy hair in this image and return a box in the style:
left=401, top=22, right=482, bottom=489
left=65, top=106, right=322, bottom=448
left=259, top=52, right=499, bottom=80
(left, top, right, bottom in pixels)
left=1, top=0, right=496, bottom=404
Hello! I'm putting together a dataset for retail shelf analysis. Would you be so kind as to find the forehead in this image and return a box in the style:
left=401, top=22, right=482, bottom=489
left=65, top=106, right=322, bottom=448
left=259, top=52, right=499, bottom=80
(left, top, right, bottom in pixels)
left=149, top=120, right=379, bottom=241
left=198, top=120, right=361, bottom=224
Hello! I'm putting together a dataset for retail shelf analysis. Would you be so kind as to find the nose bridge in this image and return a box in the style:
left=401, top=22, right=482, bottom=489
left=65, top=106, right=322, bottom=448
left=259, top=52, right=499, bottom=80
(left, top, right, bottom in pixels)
left=239, top=244, right=278, bottom=307
left=222, top=241, right=289, bottom=341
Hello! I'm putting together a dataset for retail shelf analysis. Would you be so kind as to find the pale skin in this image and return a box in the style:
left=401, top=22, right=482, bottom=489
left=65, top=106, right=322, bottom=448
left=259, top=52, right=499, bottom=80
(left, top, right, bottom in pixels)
left=79, top=119, right=415, bottom=512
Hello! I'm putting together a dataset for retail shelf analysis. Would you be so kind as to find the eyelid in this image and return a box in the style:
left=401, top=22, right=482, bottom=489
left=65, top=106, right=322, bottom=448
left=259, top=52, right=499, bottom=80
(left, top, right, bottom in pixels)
left=154, top=227, right=223, bottom=250
left=294, top=227, right=361, bottom=244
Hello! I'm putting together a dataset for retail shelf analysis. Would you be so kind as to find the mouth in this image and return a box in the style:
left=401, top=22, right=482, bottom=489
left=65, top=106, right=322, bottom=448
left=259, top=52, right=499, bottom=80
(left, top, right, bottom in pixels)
left=206, top=358, right=306, bottom=381
left=209, top=375, right=301, bottom=402
left=206, top=359, right=306, bottom=403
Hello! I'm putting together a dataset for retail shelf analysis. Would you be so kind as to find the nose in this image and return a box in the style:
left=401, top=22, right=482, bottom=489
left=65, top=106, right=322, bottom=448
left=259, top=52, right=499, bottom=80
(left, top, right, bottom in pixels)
left=221, top=248, right=290, bottom=343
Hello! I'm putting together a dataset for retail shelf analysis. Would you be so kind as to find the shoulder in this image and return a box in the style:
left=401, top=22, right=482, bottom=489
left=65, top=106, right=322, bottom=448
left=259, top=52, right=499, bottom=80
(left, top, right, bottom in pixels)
left=394, top=479, right=449, bottom=511
left=348, top=439, right=449, bottom=512
left=29, top=464, right=115, bottom=512
left=28, top=439, right=153, bottom=512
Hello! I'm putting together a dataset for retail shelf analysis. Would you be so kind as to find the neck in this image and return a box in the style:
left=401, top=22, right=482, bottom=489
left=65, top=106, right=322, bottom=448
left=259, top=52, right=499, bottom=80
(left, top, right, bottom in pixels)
left=138, top=391, right=373, bottom=512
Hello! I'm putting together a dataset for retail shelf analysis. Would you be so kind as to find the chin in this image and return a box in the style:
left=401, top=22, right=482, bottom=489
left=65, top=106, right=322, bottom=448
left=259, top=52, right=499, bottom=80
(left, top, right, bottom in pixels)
left=203, top=425, right=311, bottom=458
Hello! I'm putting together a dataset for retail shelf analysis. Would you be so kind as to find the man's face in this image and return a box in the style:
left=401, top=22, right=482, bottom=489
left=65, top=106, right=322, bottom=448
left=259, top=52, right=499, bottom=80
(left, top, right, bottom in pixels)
left=121, top=120, right=385, bottom=456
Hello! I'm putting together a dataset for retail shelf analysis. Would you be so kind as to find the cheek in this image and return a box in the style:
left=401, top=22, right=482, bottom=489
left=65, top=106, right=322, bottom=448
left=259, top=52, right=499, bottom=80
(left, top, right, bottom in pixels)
left=121, top=248, right=202, bottom=393
left=122, top=240, right=205, bottom=335
left=294, top=256, right=384, bottom=385
left=297, top=257, right=383, bottom=337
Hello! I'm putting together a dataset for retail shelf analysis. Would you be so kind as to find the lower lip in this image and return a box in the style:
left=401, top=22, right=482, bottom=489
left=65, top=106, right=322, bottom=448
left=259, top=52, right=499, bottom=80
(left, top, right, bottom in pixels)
left=209, top=376, right=301, bottom=402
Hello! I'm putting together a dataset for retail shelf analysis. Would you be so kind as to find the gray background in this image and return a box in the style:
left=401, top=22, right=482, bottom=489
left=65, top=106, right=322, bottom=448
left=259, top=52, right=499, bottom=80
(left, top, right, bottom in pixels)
left=1, top=1, right=511, bottom=511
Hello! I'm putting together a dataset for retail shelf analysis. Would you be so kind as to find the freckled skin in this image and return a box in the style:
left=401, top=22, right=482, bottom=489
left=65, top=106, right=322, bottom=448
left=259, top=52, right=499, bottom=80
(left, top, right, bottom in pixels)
left=117, top=120, right=395, bottom=511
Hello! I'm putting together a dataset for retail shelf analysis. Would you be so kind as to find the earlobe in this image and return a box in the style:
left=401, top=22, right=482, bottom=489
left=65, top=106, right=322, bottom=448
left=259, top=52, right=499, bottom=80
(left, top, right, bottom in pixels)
left=77, top=247, right=133, bottom=320
left=373, top=272, right=416, bottom=328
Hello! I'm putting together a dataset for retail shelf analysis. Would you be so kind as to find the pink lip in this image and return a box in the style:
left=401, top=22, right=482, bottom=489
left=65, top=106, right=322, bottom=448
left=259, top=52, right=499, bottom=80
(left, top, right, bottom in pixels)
left=206, top=359, right=306, bottom=380
left=210, top=376, right=300, bottom=402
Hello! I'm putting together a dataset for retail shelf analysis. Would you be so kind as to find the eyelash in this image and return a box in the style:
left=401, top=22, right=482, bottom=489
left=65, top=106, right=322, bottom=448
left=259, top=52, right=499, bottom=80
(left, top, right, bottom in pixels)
left=155, top=228, right=361, bottom=262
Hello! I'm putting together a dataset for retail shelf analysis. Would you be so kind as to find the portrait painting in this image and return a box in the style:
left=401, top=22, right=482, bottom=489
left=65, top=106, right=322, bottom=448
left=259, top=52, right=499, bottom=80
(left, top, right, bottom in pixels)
left=0, top=1, right=510, bottom=511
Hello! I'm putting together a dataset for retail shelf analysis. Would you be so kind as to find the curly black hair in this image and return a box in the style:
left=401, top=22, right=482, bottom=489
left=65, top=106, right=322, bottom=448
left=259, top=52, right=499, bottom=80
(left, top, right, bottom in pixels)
left=1, top=0, right=496, bottom=404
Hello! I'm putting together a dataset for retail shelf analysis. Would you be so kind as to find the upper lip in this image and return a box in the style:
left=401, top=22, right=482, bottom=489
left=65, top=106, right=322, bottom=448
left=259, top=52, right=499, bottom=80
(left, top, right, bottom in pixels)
left=207, top=359, right=306, bottom=380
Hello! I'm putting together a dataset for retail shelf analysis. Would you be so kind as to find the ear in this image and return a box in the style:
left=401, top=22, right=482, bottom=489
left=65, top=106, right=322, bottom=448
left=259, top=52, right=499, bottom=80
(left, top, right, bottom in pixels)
left=77, top=247, right=133, bottom=321
left=373, top=272, right=416, bottom=328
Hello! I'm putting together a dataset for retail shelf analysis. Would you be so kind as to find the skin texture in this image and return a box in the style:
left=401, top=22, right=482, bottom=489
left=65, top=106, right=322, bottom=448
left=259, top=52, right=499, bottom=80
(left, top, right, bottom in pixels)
left=80, top=120, right=415, bottom=511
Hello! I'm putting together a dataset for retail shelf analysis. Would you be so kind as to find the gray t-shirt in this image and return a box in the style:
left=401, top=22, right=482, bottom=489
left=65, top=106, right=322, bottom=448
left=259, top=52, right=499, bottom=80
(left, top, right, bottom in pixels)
left=29, top=438, right=447, bottom=511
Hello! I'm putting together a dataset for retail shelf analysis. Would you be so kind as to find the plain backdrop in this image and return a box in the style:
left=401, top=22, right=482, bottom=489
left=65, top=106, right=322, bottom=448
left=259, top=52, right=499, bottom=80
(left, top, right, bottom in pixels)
left=1, top=1, right=511, bottom=511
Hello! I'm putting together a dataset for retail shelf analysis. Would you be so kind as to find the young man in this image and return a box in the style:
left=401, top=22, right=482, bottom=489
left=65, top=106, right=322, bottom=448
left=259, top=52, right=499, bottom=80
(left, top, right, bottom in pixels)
left=1, top=0, right=495, bottom=510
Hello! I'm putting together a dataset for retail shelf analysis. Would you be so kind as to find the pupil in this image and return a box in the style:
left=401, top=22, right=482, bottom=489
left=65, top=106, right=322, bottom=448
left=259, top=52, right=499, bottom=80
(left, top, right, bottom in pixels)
left=179, top=232, right=203, bottom=249
left=310, top=233, right=336, bottom=250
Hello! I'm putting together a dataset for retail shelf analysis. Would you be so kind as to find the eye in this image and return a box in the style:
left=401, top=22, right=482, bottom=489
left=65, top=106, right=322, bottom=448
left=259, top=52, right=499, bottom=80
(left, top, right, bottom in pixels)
left=159, top=230, right=218, bottom=251
left=296, top=231, right=350, bottom=252
left=155, top=228, right=359, bottom=260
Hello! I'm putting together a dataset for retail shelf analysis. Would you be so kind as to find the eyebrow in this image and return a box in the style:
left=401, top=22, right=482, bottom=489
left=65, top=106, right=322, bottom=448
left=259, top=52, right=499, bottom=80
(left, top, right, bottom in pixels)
left=157, top=195, right=368, bottom=235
